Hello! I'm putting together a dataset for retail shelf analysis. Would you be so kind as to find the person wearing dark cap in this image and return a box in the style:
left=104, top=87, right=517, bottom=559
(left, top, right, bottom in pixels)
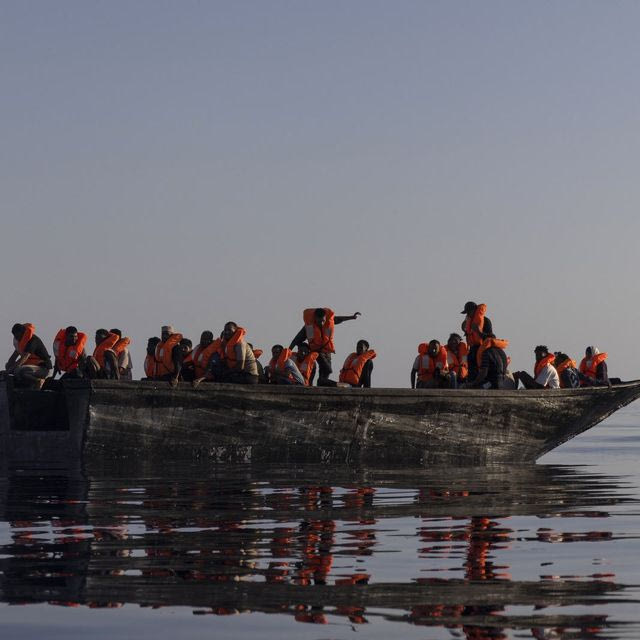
left=460, top=302, right=493, bottom=381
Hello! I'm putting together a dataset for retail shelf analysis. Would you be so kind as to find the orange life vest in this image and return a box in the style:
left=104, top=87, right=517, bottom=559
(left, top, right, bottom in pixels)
left=339, top=350, right=377, bottom=385
left=16, top=323, right=43, bottom=366
left=155, top=333, right=183, bottom=377
left=416, top=344, right=448, bottom=382
left=445, top=342, right=469, bottom=379
left=534, top=354, right=557, bottom=379
left=53, top=329, right=87, bottom=372
left=294, top=351, right=319, bottom=386
left=555, top=358, right=577, bottom=376
left=112, top=337, right=130, bottom=356
left=476, top=337, right=509, bottom=367
left=268, top=347, right=300, bottom=383
left=93, top=332, right=120, bottom=368
left=303, top=308, right=335, bottom=353
left=464, top=304, right=487, bottom=347
left=192, top=338, right=222, bottom=378
left=252, top=348, right=263, bottom=359
left=144, top=354, right=156, bottom=379
left=222, top=327, right=247, bottom=369
left=579, top=353, right=608, bottom=381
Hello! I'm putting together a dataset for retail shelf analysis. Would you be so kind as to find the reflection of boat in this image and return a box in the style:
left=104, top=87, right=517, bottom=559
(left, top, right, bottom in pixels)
left=2, top=378, right=640, bottom=466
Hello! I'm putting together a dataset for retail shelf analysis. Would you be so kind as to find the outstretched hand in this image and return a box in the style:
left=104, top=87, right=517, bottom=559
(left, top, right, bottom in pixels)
left=352, top=312, right=361, bottom=319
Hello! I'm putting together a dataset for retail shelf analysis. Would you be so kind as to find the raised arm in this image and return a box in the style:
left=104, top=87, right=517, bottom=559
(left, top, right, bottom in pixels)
left=289, top=326, right=307, bottom=350
left=334, top=312, right=361, bottom=325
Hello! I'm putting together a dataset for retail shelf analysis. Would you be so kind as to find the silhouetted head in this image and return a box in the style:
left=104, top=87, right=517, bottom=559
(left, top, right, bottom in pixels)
left=223, top=322, right=238, bottom=341
left=11, top=323, right=25, bottom=339
left=65, top=326, right=79, bottom=346
left=161, top=325, right=175, bottom=342
left=356, top=339, right=369, bottom=355
left=271, top=344, right=284, bottom=359
left=314, top=308, right=327, bottom=327
left=534, top=345, right=549, bottom=362
left=461, top=301, right=477, bottom=316
left=427, top=340, right=441, bottom=357
left=110, top=329, right=122, bottom=338
left=179, top=338, right=192, bottom=355
left=585, top=346, right=599, bottom=358
left=298, top=343, right=310, bottom=359
left=147, top=337, right=161, bottom=356
left=200, top=331, right=214, bottom=346
left=447, top=333, right=462, bottom=350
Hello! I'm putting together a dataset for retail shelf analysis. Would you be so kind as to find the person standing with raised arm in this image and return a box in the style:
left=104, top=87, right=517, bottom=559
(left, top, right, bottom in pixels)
left=289, top=308, right=361, bottom=386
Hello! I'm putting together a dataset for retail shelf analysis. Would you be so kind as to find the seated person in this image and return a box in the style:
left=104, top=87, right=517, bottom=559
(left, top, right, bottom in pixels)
left=248, top=342, right=267, bottom=383
left=468, top=334, right=511, bottom=389
left=191, top=331, right=222, bottom=385
left=554, top=352, right=580, bottom=389
left=143, top=337, right=161, bottom=379
left=110, top=329, right=132, bottom=380
left=266, top=345, right=306, bottom=385
left=52, top=326, right=87, bottom=380
left=579, top=346, right=609, bottom=387
left=513, top=345, right=559, bottom=389
left=4, top=323, right=52, bottom=388
left=339, top=340, right=376, bottom=388
left=411, top=340, right=451, bottom=389
left=292, top=343, right=318, bottom=386
left=85, top=329, right=120, bottom=380
left=219, top=322, right=259, bottom=385
left=154, top=326, right=185, bottom=385
left=177, top=338, right=195, bottom=383
left=445, top=333, right=469, bottom=387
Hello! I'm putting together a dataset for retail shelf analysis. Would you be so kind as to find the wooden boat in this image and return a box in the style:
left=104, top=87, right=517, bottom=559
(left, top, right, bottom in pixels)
left=2, top=377, right=639, bottom=468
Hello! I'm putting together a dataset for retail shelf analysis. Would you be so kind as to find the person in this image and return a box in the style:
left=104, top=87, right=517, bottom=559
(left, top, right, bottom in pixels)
left=579, top=346, right=609, bottom=387
left=4, top=323, right=52, bottom=388
left=177, top=338, right=195, bottom=382
left=110, top=329, right=132, bottom=380
left=445, top=333, right=469, bottom=387
left=85, top=329, right=120, bottom=379
left=154, top=325, right=184, bottom=384
left=290, top=308, right=361, bottom=386
left=52, top=326, right=87, bottom=379
left=468, top=333, right=510, bottom=389
left=339, top=340, right=376, bottom=388
left=219, top=322, right=259, bottom=384
left=461, top=302, right=493, bottom=381
left=513, top=345, right=559, bottom=389
left=248, top=343, right=266, bottom=383
left=192, top=331, right=222, bottom=382
left=143, top=337, right=161, bottom=379
left=267, top=345, right=306, bottom=385
left=411, top=340, right=450, bottom=389
left=292, top=343, right=318, bottom=387
left=554, top=352, right=580, bottom=389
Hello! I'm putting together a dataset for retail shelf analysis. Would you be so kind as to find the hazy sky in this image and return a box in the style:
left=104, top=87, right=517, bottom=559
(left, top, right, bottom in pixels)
left=2, top=1, right=639, bottom=386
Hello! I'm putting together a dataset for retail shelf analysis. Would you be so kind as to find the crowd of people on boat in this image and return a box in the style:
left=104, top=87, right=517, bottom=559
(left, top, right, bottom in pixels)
left=2, top=302, right=611, bottom=390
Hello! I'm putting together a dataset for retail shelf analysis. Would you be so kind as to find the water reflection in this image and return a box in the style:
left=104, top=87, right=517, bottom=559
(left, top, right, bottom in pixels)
left=0, top=463, right=636, bottom=638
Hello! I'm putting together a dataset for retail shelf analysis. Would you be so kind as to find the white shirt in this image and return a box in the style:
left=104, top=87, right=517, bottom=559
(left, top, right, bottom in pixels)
left=535, top=364, right=560, bottom=389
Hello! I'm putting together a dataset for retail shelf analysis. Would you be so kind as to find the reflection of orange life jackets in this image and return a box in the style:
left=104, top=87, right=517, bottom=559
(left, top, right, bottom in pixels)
left=534, top=353, right=556, bottom=379
left=416, top=344, right=448, bottom=382
left=579, top=353, right=608, bottom=381
left=222, top=328, right=246, bottom=368
left=53, top=329, right=87, bottom=372
left=464, top=304, right=487, bottom=346
left=93, top=333, right=120, bottom=368
left=339, top=350, right=377, bottom=385
left=17, top=323, right=43, bottom=366
left=269, top=348, right=299, bottom=383
left=144, top=354, right=156, bottom=378
left=155, top=333, right=183, bottom=377
left=192, top=339, right=222, bottom=378
left=476, top=337, right=509, bottom=367
left=294, top=352, right=319, bottom=386
left=303, top=308, right=335, bottom=353
left=445, top=343, right=469, bottom=379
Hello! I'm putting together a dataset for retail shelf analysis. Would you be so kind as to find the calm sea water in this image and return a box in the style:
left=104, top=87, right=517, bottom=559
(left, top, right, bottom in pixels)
left=2, top=405, right=640, bottom=639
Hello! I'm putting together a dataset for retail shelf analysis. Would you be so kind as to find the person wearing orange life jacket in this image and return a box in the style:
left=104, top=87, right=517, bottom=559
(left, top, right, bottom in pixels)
left=461, top=302, right=494, bottom=381
left=445, top=333, right=469, bottom=387
left=143, top=337, right=161, bottom=379
left=513, top=345, right=560, bottom=389
left=219, top=321, right=259, bottom=384
left=554, top=352, right=580, bottom=389
left=468, top=333, right=511, bottom=389
left=191, top=331, right=222, bottom=386
left=176, top=338, right=195, bottom=382
left=52, top=326, right=87, bottom=379
left=154, top=325, right=185, bottom=385
left=411, top=340, right=451, bottom=389
left=290, top=308, right=361, bottom=387
left=579, top=346, right=609, bottom=387
left=339, top=340, right=376, bottom=388
left=292, top=343, right=319, bottom=387
left=266, top=345, right=306, bottom=385
left=85, top=329, right=120, bottom=380
left=4, top=323, right=52, bottom=388
left=109, top=329, right=132, bottom=380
